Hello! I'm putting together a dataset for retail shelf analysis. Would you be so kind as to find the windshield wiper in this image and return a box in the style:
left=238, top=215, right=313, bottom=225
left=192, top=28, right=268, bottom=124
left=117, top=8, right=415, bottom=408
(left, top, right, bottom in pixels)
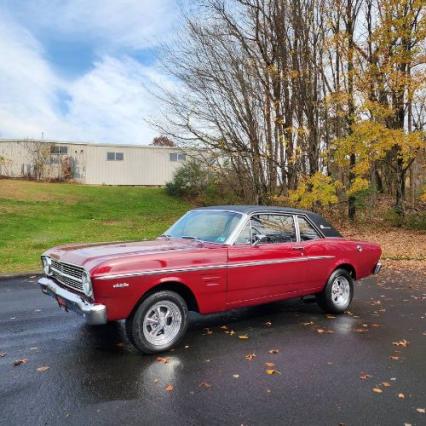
left=180, top=235, right=204, bottom=243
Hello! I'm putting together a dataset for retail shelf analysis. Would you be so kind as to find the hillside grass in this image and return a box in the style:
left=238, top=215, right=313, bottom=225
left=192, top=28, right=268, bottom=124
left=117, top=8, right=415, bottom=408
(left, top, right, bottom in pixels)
left=0, top=179, right=190, bottom=274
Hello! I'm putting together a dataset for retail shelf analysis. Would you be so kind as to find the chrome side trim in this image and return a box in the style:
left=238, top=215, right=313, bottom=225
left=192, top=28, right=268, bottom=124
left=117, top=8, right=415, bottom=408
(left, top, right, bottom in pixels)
left=95, top=255, right=335, bottom=281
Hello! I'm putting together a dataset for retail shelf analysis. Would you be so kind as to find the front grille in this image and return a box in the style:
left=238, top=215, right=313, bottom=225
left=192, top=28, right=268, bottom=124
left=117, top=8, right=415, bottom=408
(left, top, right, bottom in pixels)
left=50, top=259, right=84, bottom=293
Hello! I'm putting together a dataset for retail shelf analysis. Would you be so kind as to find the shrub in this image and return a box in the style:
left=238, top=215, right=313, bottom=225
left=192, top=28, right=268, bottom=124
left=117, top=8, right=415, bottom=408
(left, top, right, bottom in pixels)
left=165, top=160, right=208, bottom=198
left=165, top=160, right=243, bottom=205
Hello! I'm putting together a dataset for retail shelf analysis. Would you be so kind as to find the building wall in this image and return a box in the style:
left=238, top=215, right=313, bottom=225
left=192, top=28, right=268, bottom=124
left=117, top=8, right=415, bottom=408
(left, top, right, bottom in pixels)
left=0, top=140, right=86, bottom=182
left=84, top=145, right=184, bottom=185
left=0, top=140, right=187, bottom=186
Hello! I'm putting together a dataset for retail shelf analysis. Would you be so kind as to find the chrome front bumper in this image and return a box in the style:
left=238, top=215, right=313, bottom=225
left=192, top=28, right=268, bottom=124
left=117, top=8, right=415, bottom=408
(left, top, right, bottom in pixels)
left=373, top=262, right=382, bottom=274
left=38, top=277, right=107, bottom=325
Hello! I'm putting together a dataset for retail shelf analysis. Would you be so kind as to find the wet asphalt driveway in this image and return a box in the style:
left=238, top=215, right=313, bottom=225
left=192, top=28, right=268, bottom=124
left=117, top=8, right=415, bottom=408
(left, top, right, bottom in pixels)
left=0, top=270, right=425, bottom=426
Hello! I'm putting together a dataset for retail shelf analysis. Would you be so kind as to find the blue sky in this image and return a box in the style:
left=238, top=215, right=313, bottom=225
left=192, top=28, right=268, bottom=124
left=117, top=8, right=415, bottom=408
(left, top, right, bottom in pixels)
left=0, top=0, right=181, bottom=144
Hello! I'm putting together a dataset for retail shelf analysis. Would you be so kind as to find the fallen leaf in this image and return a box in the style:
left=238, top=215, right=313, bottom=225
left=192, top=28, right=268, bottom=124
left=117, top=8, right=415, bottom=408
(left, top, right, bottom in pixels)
left=265, top=369, right=281, bottom=375
left=156, top=357, right=170, bottom=364
left=360, top=373, right=372, bottom=380
left=303, top=321, right=314, bottom=326
left=219, top=325, right=228, bottom=330
left=245, top=353, right=256, bottom=361
left=153, top=379, right=159, bottom=384
left=165, top=384, right=174, bottom=392
left=268, top=349, right=279, bottom=354
left=184, top=345, right=190, bottom=349
left=228, top=330, right=236, bottom=336
left=317, top=328, right=334, bottom=334
left=372, top=388, right=383, bottom=394
left=354, top=328, right=368, bottom=333
left=382, top=382, right=391, bottom=387
left=416, top=408, right=425, bottom=414
left=232, top=374, right=240, bottom=379
left=265, top=362, right=275, bottom=368
left=202, top=328, right=213, bottom=335
left=36, top=366, right=49, bottom=372
left=326, top=315, right=336, bottom=319
left=398, top=393, right=405, bottom=399
left=13, top=358, right=28, bottom=367
left=239, top=335, right=249, bottom=340
left=392, top=339, right=409, bottom=348
left=0, top=352, right=6, bottom=357
left=199, top=381, right=212, bottom=389
left=264, top=321, right=272, bottom=327
left=389, top=356, right=400, bottom=361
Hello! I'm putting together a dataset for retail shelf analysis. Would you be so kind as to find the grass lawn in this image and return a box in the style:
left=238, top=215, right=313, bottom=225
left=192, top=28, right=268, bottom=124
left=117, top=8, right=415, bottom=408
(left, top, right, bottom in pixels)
left=0, top=179, right=191, bottom=274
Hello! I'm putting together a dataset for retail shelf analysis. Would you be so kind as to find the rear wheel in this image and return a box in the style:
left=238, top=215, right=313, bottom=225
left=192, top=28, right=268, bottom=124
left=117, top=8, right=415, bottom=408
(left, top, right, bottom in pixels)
left=126, top=291, right=189, bottom=354
left=316, top=268, right=354, bottom=314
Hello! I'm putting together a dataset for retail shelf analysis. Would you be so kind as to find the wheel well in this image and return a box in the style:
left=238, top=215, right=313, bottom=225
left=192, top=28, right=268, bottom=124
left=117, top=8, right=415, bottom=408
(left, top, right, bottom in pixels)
left=336, top=263, right=357, bottom=280
left=133, top=282, right=199, bottom=315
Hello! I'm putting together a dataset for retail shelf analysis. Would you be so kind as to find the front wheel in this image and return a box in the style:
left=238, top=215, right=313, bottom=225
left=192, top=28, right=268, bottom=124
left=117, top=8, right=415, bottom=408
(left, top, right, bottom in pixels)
left=316, top=269, right=354, bottom=314
left=126, top=291, right=189, bottom=354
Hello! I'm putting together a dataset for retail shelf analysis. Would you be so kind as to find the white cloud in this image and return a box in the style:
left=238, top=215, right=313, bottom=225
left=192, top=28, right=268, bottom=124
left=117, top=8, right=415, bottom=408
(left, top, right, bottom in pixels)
left=62, top=56, right=162, bottom=144
left=0, top=11, right=61, bottom=137
left=15, top=0, right=179, bottom=50
left=0, top=9, right=177, bottom=144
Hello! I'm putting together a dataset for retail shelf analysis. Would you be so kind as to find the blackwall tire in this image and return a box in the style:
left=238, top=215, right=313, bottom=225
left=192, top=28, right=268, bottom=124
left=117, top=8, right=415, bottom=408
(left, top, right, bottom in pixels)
left=316, top=268, right=354, bottom=314
left=126, top=291, right=188, bottom=354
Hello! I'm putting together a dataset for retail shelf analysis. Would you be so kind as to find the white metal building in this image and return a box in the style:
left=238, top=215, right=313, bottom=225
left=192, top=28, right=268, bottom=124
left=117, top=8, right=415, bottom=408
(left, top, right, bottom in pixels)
left=0, top=139, right=188, bottom=185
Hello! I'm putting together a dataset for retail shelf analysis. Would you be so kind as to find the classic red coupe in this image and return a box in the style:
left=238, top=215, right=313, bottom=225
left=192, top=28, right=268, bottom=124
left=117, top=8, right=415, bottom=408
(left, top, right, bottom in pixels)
left=39, top=206, right=382, bottom=354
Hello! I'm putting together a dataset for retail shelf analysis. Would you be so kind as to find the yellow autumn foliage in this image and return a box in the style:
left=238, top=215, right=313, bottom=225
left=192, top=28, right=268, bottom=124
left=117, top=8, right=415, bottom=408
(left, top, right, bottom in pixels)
left=336, top=120, right=425, bottom=179
left=288, top=173, right=341, bottom=209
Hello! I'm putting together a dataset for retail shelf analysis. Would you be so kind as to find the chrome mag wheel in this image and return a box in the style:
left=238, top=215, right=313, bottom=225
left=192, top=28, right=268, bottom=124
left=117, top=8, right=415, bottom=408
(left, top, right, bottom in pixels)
left=331, top=276, right=351, bottom=307
left=142, top=301, right=183, bottom=346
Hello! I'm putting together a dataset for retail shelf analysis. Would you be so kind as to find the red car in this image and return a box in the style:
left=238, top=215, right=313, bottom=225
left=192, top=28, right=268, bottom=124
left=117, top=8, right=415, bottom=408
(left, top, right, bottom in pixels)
left=39, top=206, right=382, bottom=354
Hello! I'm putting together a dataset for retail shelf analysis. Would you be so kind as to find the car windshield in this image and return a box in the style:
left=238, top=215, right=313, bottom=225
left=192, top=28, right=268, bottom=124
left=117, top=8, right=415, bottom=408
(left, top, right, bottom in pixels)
left=163, top=210, right=243, bottom=243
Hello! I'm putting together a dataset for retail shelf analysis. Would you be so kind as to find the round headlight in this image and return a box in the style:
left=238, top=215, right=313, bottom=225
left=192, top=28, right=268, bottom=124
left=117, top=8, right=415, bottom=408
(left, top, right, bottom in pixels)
left=82, top=271, right=92, bottom=297
left=42, top=256, right=51, bottom=275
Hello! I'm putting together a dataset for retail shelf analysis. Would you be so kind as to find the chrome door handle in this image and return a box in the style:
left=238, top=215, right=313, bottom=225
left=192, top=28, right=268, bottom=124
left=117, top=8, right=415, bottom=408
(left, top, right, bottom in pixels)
left=292, top=246, right=304, bottom=250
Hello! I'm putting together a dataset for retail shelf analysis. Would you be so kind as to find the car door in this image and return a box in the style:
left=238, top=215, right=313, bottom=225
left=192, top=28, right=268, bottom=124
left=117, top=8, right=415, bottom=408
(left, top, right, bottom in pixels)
left=226, top=213, right=307, bottom=307
left=295, top=215, right=336, bottom=291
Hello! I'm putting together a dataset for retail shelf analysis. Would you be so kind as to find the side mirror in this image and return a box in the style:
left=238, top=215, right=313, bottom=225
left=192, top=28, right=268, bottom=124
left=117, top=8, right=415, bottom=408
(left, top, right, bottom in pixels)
left=253, top=233, right=267, bottom=246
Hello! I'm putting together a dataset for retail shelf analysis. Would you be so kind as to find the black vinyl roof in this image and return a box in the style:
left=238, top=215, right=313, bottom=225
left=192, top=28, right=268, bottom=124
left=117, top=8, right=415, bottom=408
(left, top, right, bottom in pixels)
left=195, top=205, right=342, bottom=238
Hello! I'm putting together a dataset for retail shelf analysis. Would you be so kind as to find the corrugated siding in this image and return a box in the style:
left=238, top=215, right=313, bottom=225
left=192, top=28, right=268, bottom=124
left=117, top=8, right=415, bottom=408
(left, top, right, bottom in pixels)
left=0, top=140, right=86, bottom=182
left=0, top=140, right=186, bottom=185
left=84, top=146, right=184, bottom=185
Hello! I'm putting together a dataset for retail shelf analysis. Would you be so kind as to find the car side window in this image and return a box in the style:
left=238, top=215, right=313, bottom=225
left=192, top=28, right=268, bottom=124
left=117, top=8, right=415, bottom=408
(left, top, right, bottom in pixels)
left=236, top=214, right=297, bottom=244
left=298, top=216, right=321, bottom=241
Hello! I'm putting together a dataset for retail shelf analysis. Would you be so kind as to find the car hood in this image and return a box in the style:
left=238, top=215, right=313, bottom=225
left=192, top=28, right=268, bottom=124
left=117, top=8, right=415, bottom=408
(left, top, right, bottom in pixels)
left=44, top=239, right=199, bottom=270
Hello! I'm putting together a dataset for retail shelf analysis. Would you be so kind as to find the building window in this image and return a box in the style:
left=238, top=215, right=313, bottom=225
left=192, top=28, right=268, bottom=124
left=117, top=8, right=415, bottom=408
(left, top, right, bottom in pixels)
left=169, top=153, right=186, bottom=162
left=107, top=152, right=124, bottom=161
left=51, top=145, right=68, bottom=155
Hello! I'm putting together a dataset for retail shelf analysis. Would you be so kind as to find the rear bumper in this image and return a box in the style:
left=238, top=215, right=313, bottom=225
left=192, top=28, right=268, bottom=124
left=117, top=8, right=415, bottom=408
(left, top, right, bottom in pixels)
left=373, top=262, right=382, bottom=274
left=38, top=277, right=107, bottom=325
